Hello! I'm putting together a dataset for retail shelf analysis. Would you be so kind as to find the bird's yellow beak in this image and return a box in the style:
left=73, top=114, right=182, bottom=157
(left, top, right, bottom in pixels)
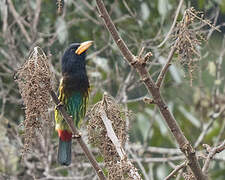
left=75, top=41, right=93, bottom=55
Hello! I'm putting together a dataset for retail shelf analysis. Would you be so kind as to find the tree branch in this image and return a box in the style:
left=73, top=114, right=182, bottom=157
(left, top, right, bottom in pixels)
left=32, top=0, right=42, bottom=36
left=202, top=140, right=225, bottom=174
left=8, top=0, right=31, bottom=43
left=157, top=0, right=184, bottom=48
left=156, top=43, right=177, bottom=88
left=194, top=105, right=225, bottom=148
left=95, top=0, right=208, bottom=179
left=164, top=161, right=187, bottom=180
left=49, top=90, right=106, bottom=180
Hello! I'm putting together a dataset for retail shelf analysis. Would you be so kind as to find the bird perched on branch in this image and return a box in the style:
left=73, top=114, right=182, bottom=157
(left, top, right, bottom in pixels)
left=55, top=41, right=93, bottom=166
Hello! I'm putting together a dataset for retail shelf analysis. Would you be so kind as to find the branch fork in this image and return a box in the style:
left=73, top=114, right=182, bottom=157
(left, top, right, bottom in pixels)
left=202, top=141, right=225, bottom=173
left=130, top=51, right=153, bottom=68
left=72, top=133, right=82, bottom=139
left=143, top=97, right=155, bottom=104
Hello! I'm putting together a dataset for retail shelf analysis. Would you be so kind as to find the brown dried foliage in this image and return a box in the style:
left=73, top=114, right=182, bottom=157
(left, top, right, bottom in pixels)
left=15, top=47, right=53, bottom=155
left=88, top=95, right=134, bottom=180
left=183, top=171, right=196, bottom=180
left=174, top=7, right=215, bottom=86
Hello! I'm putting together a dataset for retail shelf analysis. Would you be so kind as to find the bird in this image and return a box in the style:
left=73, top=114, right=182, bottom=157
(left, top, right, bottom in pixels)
left=54, top=41, right=92, bottom=166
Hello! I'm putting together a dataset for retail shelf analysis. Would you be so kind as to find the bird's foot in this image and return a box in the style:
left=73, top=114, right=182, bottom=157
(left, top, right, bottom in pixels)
left=72, top=132, right=82, bottom=139
left=56, top=102, right=64, bottom=110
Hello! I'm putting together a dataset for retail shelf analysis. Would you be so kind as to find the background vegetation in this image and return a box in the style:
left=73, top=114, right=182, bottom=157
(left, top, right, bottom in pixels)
left=0, top=0, right=225, bottom=179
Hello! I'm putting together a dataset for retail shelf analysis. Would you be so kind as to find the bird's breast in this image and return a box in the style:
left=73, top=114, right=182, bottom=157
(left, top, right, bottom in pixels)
left=62, top=72, right=89, bottom=96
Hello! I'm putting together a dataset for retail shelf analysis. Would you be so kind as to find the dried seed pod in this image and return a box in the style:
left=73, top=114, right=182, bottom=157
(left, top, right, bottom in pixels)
left=173, top=7, right=217, bottom=86
left=87, top=94, right=141, bottom=180
left=15, top=47, right=53, bottom=156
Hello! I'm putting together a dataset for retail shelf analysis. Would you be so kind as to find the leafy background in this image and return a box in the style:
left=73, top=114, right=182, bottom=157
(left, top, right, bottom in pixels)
left=0, top=0, right=225, bottom=179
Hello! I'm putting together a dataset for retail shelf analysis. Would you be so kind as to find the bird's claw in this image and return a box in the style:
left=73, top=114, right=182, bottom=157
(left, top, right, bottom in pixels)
left=56, top=102, right=64, bottom=110
left=72, top=132, right=82, bottom=139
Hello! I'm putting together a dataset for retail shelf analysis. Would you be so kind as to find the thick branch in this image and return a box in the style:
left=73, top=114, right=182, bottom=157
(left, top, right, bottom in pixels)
left=49, top=90, right=106, bottom=180
left=95, top=1, right=208, bottom=179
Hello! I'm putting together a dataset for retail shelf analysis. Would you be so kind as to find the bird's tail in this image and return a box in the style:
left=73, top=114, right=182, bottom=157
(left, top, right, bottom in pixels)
left=57, top=130, right=72, bottom=166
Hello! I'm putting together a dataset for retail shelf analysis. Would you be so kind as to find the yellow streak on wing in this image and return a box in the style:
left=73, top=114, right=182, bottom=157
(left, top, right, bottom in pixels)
left=55, top=79, right=68, bottom=131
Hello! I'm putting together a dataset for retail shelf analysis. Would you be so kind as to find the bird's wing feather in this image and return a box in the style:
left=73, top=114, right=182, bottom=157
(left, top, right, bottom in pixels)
left=55, top=79, right=89, bottom=130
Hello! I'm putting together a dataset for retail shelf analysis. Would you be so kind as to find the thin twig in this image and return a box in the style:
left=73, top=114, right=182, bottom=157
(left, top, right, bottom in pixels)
left=72, top=1, right=100, bottom=25
left=95, top=1, right=208, bottom=179
left=141, top=155, right=185, bottom=163
left=202, top=140, right=225, bottom=174
left=96, top=0, right=135, bottom=63
left=188, top=9, right=221, bottom=33
left=194, top=118, right=216, bottom=148
left=148, top=163, right=154, bottom=180
left=194, top=105, right=225, bottom=148
left=207, top=8, right=220, bottom=40
left=156, top=42, right=177, bottom=88
left=49, top=90, right=106, bottom=180
left=2, top=0, right=8, bottom=35
left=215, top=118, right=225, bottom=146
left=131, top=145, right=182, bottom=155
left=33, top=0, right=41, bottom=36
left=81, top=0, right=95, bottom=11
left=164, top=161, right=187, bottom=180
left=158, top=0, right=184, bottom=48
left=128, top=148, right=149, bottom=180
left=122, top=0, right=136, bottom=18
left=116, top=69, right=134, bottom=103
left=123, top=95, right=147, bottom=103
left=8, top=0, right=31, bottom=43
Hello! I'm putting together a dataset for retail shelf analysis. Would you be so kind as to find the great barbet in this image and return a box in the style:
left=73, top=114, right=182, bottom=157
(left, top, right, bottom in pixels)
left=55, top=41, right=92, bottom=166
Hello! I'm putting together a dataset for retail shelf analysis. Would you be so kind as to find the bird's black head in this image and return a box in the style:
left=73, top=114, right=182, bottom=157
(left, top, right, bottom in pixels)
left=61, top=41, right=92, bottom=75
left=61, top=41, right=92, bottom=94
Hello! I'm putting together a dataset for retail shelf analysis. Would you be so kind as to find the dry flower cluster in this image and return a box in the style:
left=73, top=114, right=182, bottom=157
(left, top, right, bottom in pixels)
left=87, top=94, right=140, bottom=180
left=174, top=7, right=215, bottom=85
left=183, top=171, right=195, bottom=180
left=15, top=47, right=53, bottom=155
